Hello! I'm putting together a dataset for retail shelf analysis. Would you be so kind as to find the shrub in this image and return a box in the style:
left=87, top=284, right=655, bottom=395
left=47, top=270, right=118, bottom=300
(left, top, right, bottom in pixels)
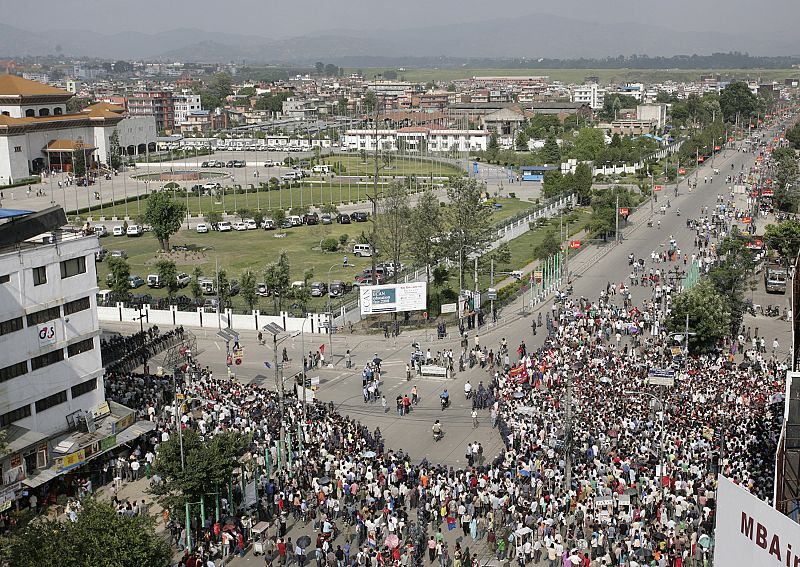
left=321, top=237, right=339, bottom=252
left=339, top=233, right=349, bottom=246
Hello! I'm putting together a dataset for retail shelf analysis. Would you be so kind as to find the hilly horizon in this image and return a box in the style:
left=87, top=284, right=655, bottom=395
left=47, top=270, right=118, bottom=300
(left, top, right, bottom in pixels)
left=1, top=14, right=798, bottom=65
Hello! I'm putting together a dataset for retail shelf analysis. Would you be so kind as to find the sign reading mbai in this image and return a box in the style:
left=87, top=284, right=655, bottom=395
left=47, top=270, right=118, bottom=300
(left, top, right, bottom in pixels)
left=715, top=475, right=800, bottom=566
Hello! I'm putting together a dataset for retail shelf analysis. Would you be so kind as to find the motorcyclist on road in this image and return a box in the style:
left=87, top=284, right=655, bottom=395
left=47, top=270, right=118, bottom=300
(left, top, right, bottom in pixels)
left=441, top=389, right=449, bottom=403
left=464, top=381, right=472, bottom=398
left=432, top=420, right=443, bottom=440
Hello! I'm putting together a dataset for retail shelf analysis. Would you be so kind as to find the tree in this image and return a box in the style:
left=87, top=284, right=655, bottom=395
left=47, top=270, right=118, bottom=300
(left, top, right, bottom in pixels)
left=407, top=188, right=443, bottom=286
left=324, top=63, right=340, bottom=77
left=236, top=207, right=251, bottom=222
left=239, top=268, right=258, bottom=312
left=363, top=90, right=377, bottom=114
left=542, top=170, right=565, bottom=198
left=254, top=92, right=292, bottom=113
left=201, top=72, right=233, bottom=109
left=237, top=86, right=256, bottom=97
left=150, top=428, right=246, bottom=515
left=487, top=132, right=499, bottom=157
left=205, top=211, right=222, bottom=227
left=573, top=162, right=593, bottom=205
left=72, top=142, right=90, bottom=177
left=155, top=259, right=179, bottom=297
left=216, top=268, right=230, bottom=308
left=534, top=231, right=561, bottom=260
left=144, top=192, right=186, bottom=252
left=719, top=81, right=760, bottom=123
left=106, top=256, right=130, bottom=295
left=2, top=499, right=171, bottom=567
left=321, top=237, right=339, bottom=252
left=291, top=268, right=313, bottom=314
left=707, top=235, right=755, bottom=332
left=515, top=131, right=530, bottom=151
left=264, top=250, right=291, bottom=313
left=445, top=177, right=495, bottom=289
left=540, top=135, right=561, bottom=164
left=190, top=267, right=203, bottom=300
left=667, top=280, right=731, bottom=354
left=270, top=209, right=288, bottom=233
left=571, top=128, right=606, bottom=161
left=377, top=181, right=410, bottom=282
left=339, top=233, right=349, bottom=247
left=315, top=62, right=325, bottom=75
left=764, top=220, right=800, bottom=261
left=108, top=129, right=122, bottom=170
left=786, top=124, right=800, bottom=150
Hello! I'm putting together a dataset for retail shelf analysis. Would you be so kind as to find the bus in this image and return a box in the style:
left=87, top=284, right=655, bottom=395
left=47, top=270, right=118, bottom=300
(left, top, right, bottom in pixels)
left=765, top=263, right=788, bottom=294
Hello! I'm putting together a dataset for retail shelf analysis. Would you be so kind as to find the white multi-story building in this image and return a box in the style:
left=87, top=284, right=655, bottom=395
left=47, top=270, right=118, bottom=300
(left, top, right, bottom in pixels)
left=343, top=128, right=488, bottom=153
left=173, top=92, right=203, bottom=125
left=571, top=84, right=606, bottom=110
left=0, top=209, right=150, bottom=506
left=0, top=220, right=103, bottom=436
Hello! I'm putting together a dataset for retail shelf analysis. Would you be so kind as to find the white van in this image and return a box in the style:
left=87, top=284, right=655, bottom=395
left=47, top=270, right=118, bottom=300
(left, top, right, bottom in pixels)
left=312, top=165, right=331, bottom=174
left=147, top=274, right=162, bottom=288
left=353, top=244, right=372, bottom=257
left=126, top=224, right=143, bottom=237
left=288, top=215, right=303, bottom=227
left=217, top=221, right=232, bottom=232
left=96, top=289, right=112, bottom=306
left=112, top=226, right=125, bottom=236
left=199, top=277, right=216, bottom=295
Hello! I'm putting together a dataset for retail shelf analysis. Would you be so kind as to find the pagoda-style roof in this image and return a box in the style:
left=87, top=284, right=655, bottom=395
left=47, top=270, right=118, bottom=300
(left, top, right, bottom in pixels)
left=0, top=74, right=70, bottom=97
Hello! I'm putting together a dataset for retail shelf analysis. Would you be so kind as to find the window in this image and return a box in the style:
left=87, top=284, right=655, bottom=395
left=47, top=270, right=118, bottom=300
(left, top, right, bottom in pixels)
left=71, top=378, right=97, bottom=399
left=0, top=404, right=31, bottom=427
left=63, top=296, right=90, bottom=316
left=32, top=266, right=47, bottom=286
left=27, top=306, right=60, bottom=327
left=0, top=274, right=9, bottom=284
left=60, top=256, right=86, bottom=279
left=0, top=361, right=27, bottom=383
left=39, top=108, right=49, bottom=117
left=54, top=107, right=63, bottom=116
left=13, top=146, right=21, bottom=153
left=25, top=109, right=34, bottom=118
left=0, top=316, right=23, bottom=336
left=35, top=390, right=67, bottom=413
left=31, top=349, right=64, bottom=370
left=67, top=337, right=94, bottom=357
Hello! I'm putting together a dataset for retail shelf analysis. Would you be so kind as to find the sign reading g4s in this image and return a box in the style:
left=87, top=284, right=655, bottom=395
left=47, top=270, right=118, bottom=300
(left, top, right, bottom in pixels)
left=38, top=323, right=57, bottom=347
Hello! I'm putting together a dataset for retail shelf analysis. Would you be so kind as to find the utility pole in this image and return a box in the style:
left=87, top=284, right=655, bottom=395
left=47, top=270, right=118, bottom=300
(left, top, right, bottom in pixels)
left=490, top=258, right=494, bottom=321
left=615, top=193, right=620, bottom=244
left=371, top=82, right=379, bottom=286
left=269, top=329, right=285, bottom=471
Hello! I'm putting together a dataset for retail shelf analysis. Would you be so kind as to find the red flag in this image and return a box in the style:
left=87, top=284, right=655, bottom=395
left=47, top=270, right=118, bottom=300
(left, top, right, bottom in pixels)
left=319, top=344, right=325, bottom=353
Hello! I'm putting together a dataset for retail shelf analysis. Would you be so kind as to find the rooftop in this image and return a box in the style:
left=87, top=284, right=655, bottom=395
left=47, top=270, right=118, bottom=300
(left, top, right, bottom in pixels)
left=0, top=74, right=71, bottom=97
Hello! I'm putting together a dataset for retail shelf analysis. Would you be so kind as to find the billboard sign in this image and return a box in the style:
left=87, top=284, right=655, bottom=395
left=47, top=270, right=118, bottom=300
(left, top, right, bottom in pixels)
left=715, top=475, right=800, bottom=567
left=37, top=322, right=57, bottom=347
left=360, top=282, right=427, bottom=315
left=647, top=368, right=675, bottom=386
left=440, top=302, right=457, bottom=314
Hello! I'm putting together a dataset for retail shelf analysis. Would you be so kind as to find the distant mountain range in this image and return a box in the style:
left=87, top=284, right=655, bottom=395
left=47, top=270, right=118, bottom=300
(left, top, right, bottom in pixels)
left=1, top=15, right=798, bottom=64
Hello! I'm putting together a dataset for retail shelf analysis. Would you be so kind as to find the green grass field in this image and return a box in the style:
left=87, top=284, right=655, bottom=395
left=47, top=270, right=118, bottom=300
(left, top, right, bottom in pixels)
left=319, top=154, right=463, bottom=178
left=95, top=197, right=530, bottom=313
left=350, top=67, right=798, bottom=85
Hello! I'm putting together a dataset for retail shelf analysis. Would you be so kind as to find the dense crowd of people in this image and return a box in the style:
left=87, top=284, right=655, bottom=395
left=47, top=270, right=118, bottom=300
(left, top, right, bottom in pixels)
left=93, top=150, right=787, bottom=567
left=102, top=325, right=187, bottom=373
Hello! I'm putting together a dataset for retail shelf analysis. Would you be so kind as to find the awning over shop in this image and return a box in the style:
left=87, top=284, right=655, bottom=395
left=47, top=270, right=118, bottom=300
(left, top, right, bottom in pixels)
left=43, top=139, right=96, bottom=153
left=2, top=424, right=47, bottom=454
left=22, top=420, right=155, bottom=489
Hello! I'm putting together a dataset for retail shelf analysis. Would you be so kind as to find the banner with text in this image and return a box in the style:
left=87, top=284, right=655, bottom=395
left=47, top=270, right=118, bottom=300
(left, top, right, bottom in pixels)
left=360, top=282, right=427, bottom=315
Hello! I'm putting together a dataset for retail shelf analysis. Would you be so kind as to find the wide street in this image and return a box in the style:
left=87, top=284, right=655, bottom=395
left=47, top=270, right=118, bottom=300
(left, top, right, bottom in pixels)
left=100, top=122, right=793, bottom=474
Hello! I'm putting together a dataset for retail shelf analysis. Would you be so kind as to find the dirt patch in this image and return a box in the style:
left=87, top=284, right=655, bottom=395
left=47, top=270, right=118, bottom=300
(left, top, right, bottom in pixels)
left=144, top=251, right=208, bottom=266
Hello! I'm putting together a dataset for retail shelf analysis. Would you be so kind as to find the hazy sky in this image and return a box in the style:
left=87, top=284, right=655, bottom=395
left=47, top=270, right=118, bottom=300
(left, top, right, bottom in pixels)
left=5, top=0, right=799, bottom=38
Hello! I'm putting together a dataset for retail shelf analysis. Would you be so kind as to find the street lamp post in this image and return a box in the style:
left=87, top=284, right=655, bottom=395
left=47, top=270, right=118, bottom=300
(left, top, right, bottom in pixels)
left=327, top=259, right=349, bottom=362
left=264, top=323, right=286, bottom=472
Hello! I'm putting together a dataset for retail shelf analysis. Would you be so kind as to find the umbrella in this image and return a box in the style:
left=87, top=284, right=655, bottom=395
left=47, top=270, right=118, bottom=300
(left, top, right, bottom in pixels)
left=222, top=523, right=237, bottom=532
left=698, top=534, right=712, bottom=549
left=608, top=429, right=619, bottom=438
left=297, top=535, right=312, bottom=549
left=569, top=556, right=581, bottom=565
left=384, top=534, right=400, bottom=549
left=317, top=476, right=331, bottom=485
left=518, top=469, right=531, bottom=477
left=361, top=451, right=376, bottom=458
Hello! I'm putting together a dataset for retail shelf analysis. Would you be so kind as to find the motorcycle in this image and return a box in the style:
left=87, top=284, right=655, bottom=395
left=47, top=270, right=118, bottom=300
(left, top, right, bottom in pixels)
left=433, top=429, right=444, bottom=442
left=440, top=396, right=450, bottom=410
left=676, top=209, right=681, bottom=217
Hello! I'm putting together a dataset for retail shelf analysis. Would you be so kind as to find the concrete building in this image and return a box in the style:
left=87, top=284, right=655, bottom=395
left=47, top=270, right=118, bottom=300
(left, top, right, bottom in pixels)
left=571, top=84, right=606, bottom=110
left=127, top=89, right=175, bottom=133
left=0, top=75, right=156, bottom=184
left=636, top=104, right=668, bottom=130
left=342, top=128, right=488, bottom=153
left=0, top=208, right=151, bottom=506
left=173, top=92, right=202, bottom=125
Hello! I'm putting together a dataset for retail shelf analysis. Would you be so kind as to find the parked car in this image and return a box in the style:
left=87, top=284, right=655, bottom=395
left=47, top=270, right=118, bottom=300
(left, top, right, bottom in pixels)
left=328, top=280, right=351, bottom=297
left=228, top=279, right=240, bottom=296
left=129, top=275, right=145, bottom=288
left=94, top=225, right=108, bottom=237
left=353, top=244, right=372, bottom=257
left=257, top=283, right=270, bottom=297
left=288, top=215, right=303, bottom=227
left=199, top=277, right=216, bottom=295
left=203, top=182, right=220, bottom=191
left=353, top=273, right=382, bottom=286
left=245, top=219, right=258, bottom=230
left=147, top=274, right=162, bottom=288
left=320, top=214, right=332, bottom=225
left=232, top=160, right=245, bottom=168
left=126, top=224, right=143, bottom=237
left=217, top=221, right=232, bottom=232
left=261, top=219, right=275, bottom=230
left=303, top=213, right=319, bottom=225
left=177, top=272, right=191, bottom=287
left=280, top=219, right=293, bottom=229
left=95, top=248, right=108, bottom=262
left=232, top=221, right=248, bottom=231
left=350, top=211, right=368, bottom=222
left=226, top=161, right=235, bottom=168
left=336, top=213, right=351, bottom=224
left=201, top=161, right=210, bottom=168
left=110, top=250, right=127, bottom=259
left=196, top=223, right=209, bottom=233
left=112, top=226, right=125, bottom=236
left=310, top=282, right=328, bottom=297
left=263, top=160, right=277, bottom=167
